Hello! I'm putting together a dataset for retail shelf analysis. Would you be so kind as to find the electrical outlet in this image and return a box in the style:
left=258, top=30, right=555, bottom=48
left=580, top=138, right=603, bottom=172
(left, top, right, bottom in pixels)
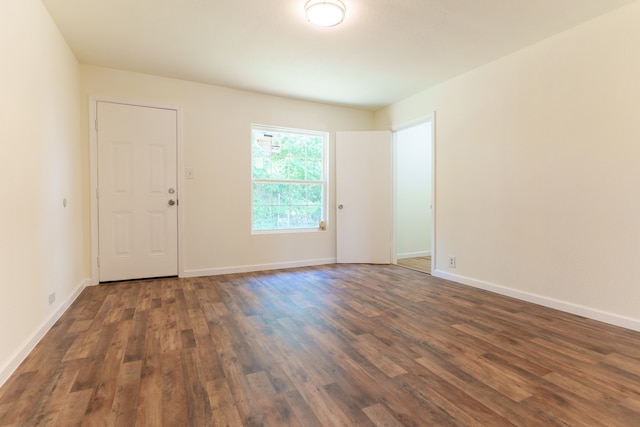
left=449, top=256, right=456, bottom=268
left=48, top=292, right=56, bottom=306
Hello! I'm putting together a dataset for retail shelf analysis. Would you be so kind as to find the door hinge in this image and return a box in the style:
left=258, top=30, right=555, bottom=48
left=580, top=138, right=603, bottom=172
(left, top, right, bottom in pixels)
left=97, top=256, right=100, bottom=267
left=95, top=119, right=98, bottom=131
left=96, top=187, right=99, bottom=199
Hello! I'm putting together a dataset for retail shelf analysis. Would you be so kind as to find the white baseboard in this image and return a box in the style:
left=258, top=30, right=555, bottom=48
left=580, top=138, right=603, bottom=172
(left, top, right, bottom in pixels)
left=0, top=279, right=88, bottom=388
left=80, top=278, right=94, bottom=288
left=84, top=277, right=99, bottom=286
left=182, top=258, right=337, bottom=278
left=397, top=251, right=431, bottom=260
left=433, top=270, right=640, bottom=332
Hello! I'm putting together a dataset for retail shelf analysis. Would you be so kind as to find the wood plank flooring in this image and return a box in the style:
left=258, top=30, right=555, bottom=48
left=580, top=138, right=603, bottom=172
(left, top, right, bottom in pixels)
left=1, top=264, right=640, bottom=426
left=397, top=256, right=431, bottom=274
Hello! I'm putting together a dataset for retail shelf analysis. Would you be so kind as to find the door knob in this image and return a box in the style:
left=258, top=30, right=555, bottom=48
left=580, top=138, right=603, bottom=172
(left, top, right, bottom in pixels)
left=338, top=204, right=343, bottom=209
left=168, top=200, right=176, bottom=206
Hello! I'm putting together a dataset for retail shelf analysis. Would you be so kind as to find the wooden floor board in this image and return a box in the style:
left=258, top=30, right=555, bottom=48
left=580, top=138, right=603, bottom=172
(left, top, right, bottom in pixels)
left=397, top=256, right=431, bottom=274
left=2, top=264, right=640, bottom=426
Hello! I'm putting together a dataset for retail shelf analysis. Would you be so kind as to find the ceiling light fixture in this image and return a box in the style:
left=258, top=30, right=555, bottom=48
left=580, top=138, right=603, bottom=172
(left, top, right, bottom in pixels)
left=305, top=0, right=346, bottom=27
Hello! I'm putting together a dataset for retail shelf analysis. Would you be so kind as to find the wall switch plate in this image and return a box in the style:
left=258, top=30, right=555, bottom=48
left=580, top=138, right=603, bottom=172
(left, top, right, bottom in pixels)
left=48, top=292, right=56, bottom=306
left=185, top=168, right=195, bottom=179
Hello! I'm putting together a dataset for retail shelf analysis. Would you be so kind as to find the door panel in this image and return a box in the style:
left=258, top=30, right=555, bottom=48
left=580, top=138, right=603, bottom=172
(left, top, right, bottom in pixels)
left=336, top=131, right=392, bottom=264
left=97, top=102, right=178, bottom=281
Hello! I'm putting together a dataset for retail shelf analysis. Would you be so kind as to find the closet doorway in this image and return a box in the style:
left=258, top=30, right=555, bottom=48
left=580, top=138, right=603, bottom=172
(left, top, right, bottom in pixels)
left=394, top=118, right=433, bottom=274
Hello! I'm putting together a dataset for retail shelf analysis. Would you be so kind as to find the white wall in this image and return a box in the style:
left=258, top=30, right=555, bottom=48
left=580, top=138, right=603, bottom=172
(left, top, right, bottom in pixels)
left=376, top=1, right=640, bottom=330
left=0, top=0, right=85, bottom=385
left=395, top=122, right=432, bottom=259
left=80, top=66, right=375, bottom=277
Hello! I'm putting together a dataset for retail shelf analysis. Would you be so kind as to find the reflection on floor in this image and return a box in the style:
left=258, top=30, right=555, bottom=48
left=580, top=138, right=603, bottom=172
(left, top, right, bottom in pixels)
left=397, top=256, right=431, bottom=274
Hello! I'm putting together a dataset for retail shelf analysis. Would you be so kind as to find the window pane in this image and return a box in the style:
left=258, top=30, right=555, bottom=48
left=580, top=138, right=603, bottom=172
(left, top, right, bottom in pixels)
left=252, top=153, right=272, bottom=179
left=253, top=183, right=323, bottom=230
left=304, top=159, right=322, bottom=181
left=284, top=136, right=305, bottom=157
left=253, top=183, right=274, bottom=206
left=269, top=151, right=288, bottom=180
left=272, top=205, right=308, bottom=229
left=307, top=184, right=323, bottom=204
left=285, top=156, right=303, bottom=180
left=307, top=205, right=323, bottom=224
left=280, top=183, right=302, bottom=205
left=306, top=137, right=323, bottom=159
left=253, top=206, right=275, bottom=230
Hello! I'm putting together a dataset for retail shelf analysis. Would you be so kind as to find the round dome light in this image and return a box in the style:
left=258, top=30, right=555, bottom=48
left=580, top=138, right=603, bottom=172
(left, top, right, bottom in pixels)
left=305, top=0, right=346, bottom=27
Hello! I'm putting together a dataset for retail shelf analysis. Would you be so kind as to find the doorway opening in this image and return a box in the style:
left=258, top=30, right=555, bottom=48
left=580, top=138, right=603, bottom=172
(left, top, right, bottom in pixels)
left=393, top=118, right=434, bottom=274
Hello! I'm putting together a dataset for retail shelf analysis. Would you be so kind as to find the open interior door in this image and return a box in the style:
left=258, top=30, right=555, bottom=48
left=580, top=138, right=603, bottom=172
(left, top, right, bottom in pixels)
left=336, top=131, right=392, bottom=264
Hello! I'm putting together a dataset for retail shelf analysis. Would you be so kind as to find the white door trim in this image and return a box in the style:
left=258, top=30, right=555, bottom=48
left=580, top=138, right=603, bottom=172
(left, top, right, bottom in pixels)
left=391, top=112, right=436, bottom=272
left=88, top=95, right=185, bottom=284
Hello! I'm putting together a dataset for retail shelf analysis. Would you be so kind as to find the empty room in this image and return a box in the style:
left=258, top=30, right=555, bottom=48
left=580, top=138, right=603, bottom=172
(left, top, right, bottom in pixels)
left=2, top=0, right=640, bottom=425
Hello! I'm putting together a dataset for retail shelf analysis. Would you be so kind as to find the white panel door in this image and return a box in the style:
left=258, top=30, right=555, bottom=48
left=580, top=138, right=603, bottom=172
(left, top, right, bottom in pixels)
left=97, top=102, right=178, bottom=282
left=336, top=131, right=392, bottom=264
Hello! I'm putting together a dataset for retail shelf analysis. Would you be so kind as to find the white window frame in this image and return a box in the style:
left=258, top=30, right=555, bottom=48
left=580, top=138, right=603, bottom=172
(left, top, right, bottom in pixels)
left=251, top=124, right=329, bottom=234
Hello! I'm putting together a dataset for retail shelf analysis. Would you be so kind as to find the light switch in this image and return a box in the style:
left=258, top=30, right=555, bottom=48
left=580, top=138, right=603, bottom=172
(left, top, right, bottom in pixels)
left=185, top=168, right=195, bottom=179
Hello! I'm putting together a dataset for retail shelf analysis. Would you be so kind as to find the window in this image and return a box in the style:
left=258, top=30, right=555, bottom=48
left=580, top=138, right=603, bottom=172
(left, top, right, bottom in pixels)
left=251, top=125, right=327, bottom=232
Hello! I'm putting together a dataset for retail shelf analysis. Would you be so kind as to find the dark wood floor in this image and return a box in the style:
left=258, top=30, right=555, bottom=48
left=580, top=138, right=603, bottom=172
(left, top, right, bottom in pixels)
left=1, top=264, right=640, bottom=426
